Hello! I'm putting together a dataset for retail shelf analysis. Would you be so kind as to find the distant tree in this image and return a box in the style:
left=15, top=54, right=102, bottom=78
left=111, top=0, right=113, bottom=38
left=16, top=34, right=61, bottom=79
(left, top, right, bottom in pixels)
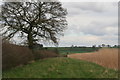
left=92, top=45, right=96, bottom=48
left=74, top=46, right=77, bottom=48
left=102, top=44, right=105, bottom=47
left=1, top=2, right=67, bottom=49
left=98, top=45, right=101, bottom=48
left=113, top=45, right=117, bottom=48
left=71, top=45, right=74, bottom=48
left=107, top=45, right=111, bottom=48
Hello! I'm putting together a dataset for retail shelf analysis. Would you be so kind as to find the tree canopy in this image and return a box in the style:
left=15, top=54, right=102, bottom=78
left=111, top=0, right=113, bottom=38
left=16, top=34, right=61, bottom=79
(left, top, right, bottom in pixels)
left=0, top=1, right=67, bottom=48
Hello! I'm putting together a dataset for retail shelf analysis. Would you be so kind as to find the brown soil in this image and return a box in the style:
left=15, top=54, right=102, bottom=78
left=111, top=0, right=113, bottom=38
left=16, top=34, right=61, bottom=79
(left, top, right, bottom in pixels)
left=68, top=48, right=118, bottom=70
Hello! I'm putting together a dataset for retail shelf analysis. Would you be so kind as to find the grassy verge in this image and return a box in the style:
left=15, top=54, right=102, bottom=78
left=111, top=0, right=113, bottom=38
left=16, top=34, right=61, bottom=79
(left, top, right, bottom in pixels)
left=3, top=57, right=118, bottom=78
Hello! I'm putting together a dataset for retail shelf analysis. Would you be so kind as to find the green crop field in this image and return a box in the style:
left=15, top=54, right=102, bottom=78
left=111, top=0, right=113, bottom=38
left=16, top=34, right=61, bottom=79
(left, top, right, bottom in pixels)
left=46, top=47, right=100, bottom=55
left=2, top=57, right=118, bottom=78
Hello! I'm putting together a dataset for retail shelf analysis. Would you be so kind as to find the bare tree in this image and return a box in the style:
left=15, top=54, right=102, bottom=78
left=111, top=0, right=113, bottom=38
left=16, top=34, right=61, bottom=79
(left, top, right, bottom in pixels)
left=0, top=2, right=67, bottom=49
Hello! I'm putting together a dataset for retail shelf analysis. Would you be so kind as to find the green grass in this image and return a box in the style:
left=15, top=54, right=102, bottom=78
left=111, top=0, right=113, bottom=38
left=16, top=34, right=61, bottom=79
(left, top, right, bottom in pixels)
left=3, top=57, right=118, bottom=78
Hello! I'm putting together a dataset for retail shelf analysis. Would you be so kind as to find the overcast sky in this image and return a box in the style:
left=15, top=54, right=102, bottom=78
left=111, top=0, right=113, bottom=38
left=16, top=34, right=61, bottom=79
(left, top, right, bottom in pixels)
left=58, top=2, right=118, bottom=47
left=0, top=1, right=118, bottom=47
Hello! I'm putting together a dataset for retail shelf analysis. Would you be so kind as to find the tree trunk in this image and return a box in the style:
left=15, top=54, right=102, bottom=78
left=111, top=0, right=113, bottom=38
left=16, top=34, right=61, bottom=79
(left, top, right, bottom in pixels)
left=27, top=26, right=34, bottom=49
left=27, top=30, right=36, bottom=60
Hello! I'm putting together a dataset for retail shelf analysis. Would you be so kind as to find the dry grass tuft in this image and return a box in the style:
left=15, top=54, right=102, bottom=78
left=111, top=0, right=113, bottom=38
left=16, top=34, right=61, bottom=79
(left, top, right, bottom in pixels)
left=68, top=48, right=118, bottom=70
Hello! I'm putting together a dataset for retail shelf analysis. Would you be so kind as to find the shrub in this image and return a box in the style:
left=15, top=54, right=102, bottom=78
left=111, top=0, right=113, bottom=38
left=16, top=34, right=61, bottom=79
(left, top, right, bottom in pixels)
left=2, top=42, right=59, bottom=70
left=33, top=49, right=59, bottom=60
left=2, top=42, right=34, bottom=70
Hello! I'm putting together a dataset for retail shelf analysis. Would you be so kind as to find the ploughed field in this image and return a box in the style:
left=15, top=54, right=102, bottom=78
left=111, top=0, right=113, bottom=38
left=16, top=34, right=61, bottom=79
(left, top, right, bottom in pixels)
left=68, top=48, right=118, bottom=70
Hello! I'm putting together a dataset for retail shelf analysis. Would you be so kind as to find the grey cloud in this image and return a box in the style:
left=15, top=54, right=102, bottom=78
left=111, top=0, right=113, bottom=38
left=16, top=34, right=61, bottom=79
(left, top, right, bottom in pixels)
left=63, top=2, right=105, bottom=12
left=81, top=22, right=118, bottom=36
left=74, top=2, right=106, bottom=12
left=64, top=21, right=118, bottom=36
left=100, top=35, right=118, bottom=41
left=62, top=2, right=117, bottom=17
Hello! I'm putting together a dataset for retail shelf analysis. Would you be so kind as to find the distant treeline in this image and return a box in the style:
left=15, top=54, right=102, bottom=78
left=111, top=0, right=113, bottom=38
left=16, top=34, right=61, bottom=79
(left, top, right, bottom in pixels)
left=70, top=44, right=120, bottom=48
